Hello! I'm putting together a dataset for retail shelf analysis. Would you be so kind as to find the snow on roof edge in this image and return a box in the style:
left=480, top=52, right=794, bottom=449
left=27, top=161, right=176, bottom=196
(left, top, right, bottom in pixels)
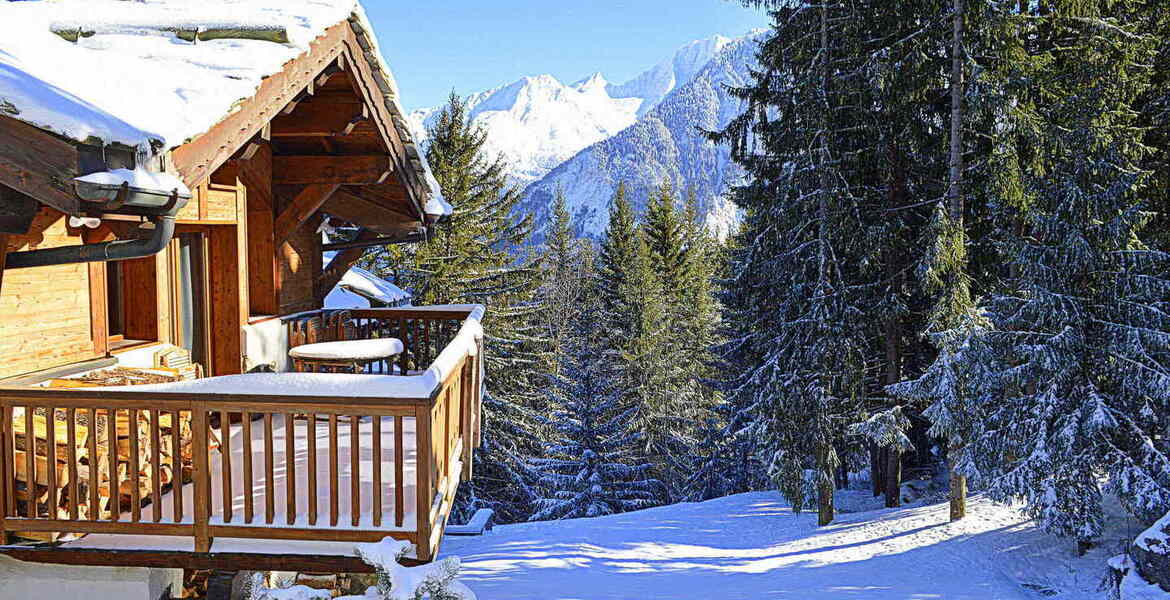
left=345, top=6, right=446, bottom=214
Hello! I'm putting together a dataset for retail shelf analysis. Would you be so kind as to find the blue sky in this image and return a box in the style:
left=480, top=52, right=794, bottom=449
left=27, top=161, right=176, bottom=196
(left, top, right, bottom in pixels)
left=364, top=1, right=769, bottom=112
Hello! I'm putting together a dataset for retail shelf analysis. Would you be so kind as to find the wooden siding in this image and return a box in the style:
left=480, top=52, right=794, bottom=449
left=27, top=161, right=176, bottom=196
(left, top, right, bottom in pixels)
left=177, top=182, right=242, bottom=225
left=0, top=210, right=102, bottom=378
left=278, top=212, right=321, bottom=315
left=240, top=147, right=279, bottom=316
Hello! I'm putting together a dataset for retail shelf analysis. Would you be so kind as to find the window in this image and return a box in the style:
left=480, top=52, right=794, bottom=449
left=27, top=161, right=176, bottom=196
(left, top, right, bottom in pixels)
left=105, top=255, right=158, bottom=349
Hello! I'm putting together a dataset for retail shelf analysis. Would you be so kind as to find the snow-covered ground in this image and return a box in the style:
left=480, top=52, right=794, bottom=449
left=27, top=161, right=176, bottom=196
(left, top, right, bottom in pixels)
left=442, top=491, right=1141, bottom=599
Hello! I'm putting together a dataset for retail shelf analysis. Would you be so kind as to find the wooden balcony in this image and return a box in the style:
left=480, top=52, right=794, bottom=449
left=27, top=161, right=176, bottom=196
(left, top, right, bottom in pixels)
left=0, top=305, right=484, bottom=571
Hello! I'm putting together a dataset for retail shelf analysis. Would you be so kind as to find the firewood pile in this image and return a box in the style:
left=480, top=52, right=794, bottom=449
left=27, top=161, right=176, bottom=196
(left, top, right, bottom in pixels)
left=12, top=407, right=205, bottom=541
left=11, top=365, right=211, bottom=541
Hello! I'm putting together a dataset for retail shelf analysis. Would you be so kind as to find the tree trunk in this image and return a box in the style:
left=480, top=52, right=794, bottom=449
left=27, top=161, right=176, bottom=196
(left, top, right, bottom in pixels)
left=885, top=447, right=902, bottom=508
left=946, top=0, right=967, bottom=523
left=871, top=444, right=884, bottom=497
left=883, top=293, right=902, bottom=508
left=818, top=445, right=835, bottom=527
left=949, top=455, right=967, bottom=521
left=813, top=0, right=835, bottom=530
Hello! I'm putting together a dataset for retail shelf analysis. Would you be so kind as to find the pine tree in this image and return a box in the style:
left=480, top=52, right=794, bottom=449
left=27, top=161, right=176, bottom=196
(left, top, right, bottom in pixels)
left=538, top=188, right=590, bottom=365
left=596, top=183, right=638, bottom=346
left=367, top=93, right=549, bottom=523
left=615, top=233, right=675, bottom=503
left=971, top=7, right=1168, bottom=544
left=530, top=290, right=660, bottom=520
left=637, top=185, right=721, bottom=498
left=714, top=1, right=879, bottom=525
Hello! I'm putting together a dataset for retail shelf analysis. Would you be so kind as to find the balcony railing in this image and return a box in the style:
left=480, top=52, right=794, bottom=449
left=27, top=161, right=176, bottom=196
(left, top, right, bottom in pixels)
left=0, top=305, right=483, bottom=562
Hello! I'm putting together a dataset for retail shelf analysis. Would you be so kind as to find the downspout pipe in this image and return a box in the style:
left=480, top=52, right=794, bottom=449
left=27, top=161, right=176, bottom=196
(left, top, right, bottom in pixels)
left=6, top=215, right=175, bottom=269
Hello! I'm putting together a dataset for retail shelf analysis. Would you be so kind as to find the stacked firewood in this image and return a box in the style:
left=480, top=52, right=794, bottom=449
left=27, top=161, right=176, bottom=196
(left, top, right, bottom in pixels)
left=12, top=407, right=202, bottom=541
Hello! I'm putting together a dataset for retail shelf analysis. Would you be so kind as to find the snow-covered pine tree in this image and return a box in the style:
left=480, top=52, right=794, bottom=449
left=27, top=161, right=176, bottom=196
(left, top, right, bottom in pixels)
left=614, top=232, right=675, bottom=505
left=965, top=5, right=1169, bottom=544
left=528, top=190, right=593, bottom=448
left=530, top=288, right=660, bottom=520
left=678, top=191, right=733, bottom=501
left=538, top=188, right=591, bottom=367
left=714, top=1, right=873, bottom=525
left=365, top=93, right=549, bottom=523
left=885, top=0, right=981, bottom=520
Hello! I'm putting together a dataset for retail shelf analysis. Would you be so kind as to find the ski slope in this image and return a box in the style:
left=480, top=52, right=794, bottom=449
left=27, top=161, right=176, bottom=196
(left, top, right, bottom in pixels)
left=442, top=491, right=1136, bottom=599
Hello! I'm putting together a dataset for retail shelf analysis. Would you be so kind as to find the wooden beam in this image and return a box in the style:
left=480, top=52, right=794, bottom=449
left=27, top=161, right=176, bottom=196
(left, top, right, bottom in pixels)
left=235, top=124, right=270, bottom=162
left=270, top=103, right=368, bottom=138
left=0, top=186, right=41, bottom=235
left=0, top=233, right=7, bottom=302
left=337, top=34, right=429, bottom=218
left=272, top=155, right=391, bottom=185
left=274, top=184, right=339, bottom=244
left=170, top=22, right=350, bottom=187
left=280, top=80, right=315, bottom=116
left=83, top=226, right=114, bottom=357
left=0, top=117, right=81, bottom=215
left=0, top=546, right=423, bottom=573
left=323, top=188, right=419, bottom=235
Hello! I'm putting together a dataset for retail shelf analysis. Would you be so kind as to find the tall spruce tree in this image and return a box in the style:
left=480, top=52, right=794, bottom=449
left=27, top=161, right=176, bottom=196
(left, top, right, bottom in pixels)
left=597, top=183, right=638, bottom=347
left=538, top=188, right=591, bottom=367
left=530, top=288, right=660, bottom=520
left=638, top=185, right=718, bottom=497
left=367, top=93, right=549, bottom=523
left=716, top=1, right=875, bottom=525
left=970, top=5, right=1168, bottom=544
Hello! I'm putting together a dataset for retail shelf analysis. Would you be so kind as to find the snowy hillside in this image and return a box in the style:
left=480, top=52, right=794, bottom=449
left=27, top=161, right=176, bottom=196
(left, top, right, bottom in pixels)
left=520, top=33, right=761, bottom=243
left=407, top=35, right=737, bottom=187
left=442, top=491, right=1140, bottom=600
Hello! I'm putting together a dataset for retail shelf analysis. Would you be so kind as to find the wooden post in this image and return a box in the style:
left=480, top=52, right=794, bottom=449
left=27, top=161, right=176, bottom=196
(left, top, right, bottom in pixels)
left=0, top=403, right=8, bottom=543
left=460, top=360, right=473, bottom=482
left=415, top=404, right=433, bottom=562
left=0, top=233, right=9, bottom=303
left=191, top=405, right=212, bottom=552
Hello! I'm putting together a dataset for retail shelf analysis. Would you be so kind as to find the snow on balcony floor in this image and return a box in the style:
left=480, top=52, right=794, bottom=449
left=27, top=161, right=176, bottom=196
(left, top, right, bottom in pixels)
left=65, top=414, right=419, bottom=554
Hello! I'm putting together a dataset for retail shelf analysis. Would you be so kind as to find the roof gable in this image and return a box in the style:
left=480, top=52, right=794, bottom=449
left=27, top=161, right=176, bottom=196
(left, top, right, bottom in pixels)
left=0, top=0, right=444, bottom=220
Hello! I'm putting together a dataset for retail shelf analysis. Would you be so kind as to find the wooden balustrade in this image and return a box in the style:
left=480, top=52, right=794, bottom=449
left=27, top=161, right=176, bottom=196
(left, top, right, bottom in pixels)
left=288, top=308, right=468, bottom=375
left=0, top=306, right=483, bottom=562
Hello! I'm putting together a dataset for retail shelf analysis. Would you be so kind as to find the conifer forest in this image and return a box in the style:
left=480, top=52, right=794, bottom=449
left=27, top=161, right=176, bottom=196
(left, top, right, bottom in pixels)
left=362, top=0, right=1170, bottom=581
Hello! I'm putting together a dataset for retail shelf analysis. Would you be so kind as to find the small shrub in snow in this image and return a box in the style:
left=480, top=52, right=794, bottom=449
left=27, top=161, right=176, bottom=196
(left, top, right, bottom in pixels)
left=353, top=538, right=476, bottom=600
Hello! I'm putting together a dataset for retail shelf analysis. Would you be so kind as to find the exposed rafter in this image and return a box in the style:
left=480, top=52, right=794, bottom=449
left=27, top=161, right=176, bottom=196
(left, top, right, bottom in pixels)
left=274, top=183, right=339, bottom=244
left=272, top=155, right=392, bottom=185
left=271, top=102, right=369, bottom=138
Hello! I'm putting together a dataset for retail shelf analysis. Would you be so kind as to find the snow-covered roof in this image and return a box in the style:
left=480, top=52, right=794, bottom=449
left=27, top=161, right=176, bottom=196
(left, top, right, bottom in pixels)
left=323, top=259, right=412, bottom=309
left=0, top=0, right=351, bottom=149
left=341, top=266, right=411, bottom=304
left=0, top=0, right=446, bottom=207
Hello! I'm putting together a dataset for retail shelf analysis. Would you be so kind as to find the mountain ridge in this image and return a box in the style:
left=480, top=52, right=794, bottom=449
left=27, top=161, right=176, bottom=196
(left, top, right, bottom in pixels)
left=407, top=31, right=763, bottom=243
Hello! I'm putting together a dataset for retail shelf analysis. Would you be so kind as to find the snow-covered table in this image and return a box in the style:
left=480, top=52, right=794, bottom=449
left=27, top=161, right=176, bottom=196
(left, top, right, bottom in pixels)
left=289, top=338, right=403, bottom=373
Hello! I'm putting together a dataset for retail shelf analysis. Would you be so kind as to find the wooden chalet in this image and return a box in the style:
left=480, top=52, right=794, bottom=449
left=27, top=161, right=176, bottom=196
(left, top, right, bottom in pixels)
left=0, top=0, right=479, bottom=581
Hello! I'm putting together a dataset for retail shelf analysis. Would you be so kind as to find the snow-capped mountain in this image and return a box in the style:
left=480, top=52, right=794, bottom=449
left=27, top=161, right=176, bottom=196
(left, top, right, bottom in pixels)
left=521, top=32, right=762, bottom=242
left=407, top=32, right=760, bottom=242
left=407, top=35, right=735, bottom=186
